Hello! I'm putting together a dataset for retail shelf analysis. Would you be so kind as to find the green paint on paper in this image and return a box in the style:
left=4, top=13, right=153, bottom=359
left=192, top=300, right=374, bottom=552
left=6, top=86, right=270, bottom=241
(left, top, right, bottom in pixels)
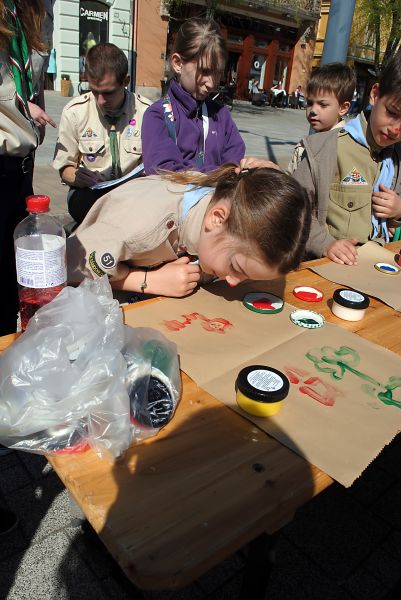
left=306, top=346, right=401, bottom=409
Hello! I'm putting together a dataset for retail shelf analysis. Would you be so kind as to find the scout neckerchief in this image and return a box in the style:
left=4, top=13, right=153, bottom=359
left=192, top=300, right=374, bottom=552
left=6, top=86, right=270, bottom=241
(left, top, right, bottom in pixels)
left=162, top=94, right=209, bottom=167
left=181, top=185, right=214, bottom=222
left=343, top=115, right=391, bottom=242
left=103, top=114, right=123, bottom=180
left=5, top=0, right=33, bottom=117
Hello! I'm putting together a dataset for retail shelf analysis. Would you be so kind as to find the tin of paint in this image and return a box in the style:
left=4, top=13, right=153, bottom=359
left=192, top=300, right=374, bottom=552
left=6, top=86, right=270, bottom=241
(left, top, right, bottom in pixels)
left=242, top=292, right=284, bottom=314
left=293, top=285, right=324, bottom=302
left=374, top=262, right=400, bottom=275
left=235, top=365, right=289, bottom=417
left=331, top=288, right=370, bottom=321
left=290, top=309, right=325, bottom=329
left=129, top=367, right=174, bottom=429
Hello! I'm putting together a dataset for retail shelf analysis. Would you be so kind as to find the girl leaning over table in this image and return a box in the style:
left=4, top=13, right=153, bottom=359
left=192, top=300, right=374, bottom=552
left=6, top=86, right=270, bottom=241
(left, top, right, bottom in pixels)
left=66, top=165, right=311, bottom=298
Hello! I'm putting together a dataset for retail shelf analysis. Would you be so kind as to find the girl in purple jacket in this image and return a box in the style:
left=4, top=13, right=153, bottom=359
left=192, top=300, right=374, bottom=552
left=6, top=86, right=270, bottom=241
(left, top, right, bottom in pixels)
left=141, top=18, right=245, bottom=174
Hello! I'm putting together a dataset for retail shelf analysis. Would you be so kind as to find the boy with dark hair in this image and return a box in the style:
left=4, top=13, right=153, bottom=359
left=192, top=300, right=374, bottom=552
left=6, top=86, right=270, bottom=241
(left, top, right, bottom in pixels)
left=288, top=62, right=356, bottom=173
left=53, top=43, right=151, bottom=225
left=293, top=53, right=401, bottom=264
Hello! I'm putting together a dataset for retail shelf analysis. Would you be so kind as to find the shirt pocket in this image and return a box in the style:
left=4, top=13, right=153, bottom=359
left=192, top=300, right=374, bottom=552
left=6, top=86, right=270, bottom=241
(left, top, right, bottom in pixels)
left=122, top=137, right=142, bottom=157
left=328, top=183, right=373, bottom=241
left=78, top=138, right=106, bottom=169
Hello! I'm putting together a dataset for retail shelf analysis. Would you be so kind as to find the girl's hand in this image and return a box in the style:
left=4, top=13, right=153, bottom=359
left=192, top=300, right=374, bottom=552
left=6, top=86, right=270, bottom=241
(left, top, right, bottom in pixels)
left=372, top=184, right=401, bottom=219
left=235, top=156, right=281, bottom=173
left=149, top=256, right=201, bottom=297
left=324, top=239, right=358, bottom=265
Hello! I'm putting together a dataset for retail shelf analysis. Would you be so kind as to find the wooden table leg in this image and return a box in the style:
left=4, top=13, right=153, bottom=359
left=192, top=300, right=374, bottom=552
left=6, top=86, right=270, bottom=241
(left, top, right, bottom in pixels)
left=240, top=532, right=277, bottom=600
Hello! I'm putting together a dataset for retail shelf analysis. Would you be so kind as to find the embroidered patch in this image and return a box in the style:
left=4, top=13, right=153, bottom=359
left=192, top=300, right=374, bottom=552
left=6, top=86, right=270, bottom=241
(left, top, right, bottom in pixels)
left=126, top=127, right=133, bottom=138
left=129, top=118, right=136, bottom=126
left=342, top=167, right=368, bottom=185
left=89, top=251, right=106, bottom=277
left=82, top=128, right=97, bottom=138
left=100, top=252, right=116, bottom=269
left=86, top=154, right=96, bottom=162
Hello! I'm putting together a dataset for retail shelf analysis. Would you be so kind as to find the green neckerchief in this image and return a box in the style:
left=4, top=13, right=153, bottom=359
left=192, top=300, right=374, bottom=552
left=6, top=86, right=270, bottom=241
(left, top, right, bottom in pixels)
left=107, top=121, right=122, bottom=179
left=103, top=104, right=126, bottom=179
left=5, top=0, right=33, bottom=116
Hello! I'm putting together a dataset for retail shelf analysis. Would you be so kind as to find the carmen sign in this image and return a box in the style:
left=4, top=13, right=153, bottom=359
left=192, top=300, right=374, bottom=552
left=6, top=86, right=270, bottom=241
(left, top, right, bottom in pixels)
left=80, top=8, right=108, bottom=22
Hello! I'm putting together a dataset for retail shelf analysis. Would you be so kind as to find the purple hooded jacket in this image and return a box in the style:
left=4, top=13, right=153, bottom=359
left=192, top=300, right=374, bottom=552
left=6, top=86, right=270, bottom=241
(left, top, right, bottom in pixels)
left=141, top=78, right=245, bottom=174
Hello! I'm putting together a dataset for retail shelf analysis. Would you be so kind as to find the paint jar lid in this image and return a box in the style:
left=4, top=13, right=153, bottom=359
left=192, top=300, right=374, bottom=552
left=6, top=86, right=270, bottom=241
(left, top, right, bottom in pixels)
left=235, top=365, right=289, bottom=403
left=290, top=309, right=325, bottom=329
left=129, top=368, right=174, bottom=429
left=374, top=262, right=400, bottom=275
left=242, top=292, right=284, bottom=314
left=293, top=285, right=324, bottom=302
left=333, top=288, right=370, bottom=310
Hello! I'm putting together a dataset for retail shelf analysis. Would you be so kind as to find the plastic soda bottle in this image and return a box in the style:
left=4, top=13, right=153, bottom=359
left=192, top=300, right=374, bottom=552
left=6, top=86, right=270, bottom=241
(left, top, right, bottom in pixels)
left=14, top=195, right=66, bottom=331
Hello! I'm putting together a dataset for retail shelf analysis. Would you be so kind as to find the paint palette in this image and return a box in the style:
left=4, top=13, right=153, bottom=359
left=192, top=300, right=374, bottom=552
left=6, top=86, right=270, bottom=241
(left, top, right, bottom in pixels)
left=290, top=309, right=325, bottom=329
left=374, top=262, right=400, bottom=275
left=293, top=285, right=324, bottom=302
left=243, top=292, right=284, bottom=314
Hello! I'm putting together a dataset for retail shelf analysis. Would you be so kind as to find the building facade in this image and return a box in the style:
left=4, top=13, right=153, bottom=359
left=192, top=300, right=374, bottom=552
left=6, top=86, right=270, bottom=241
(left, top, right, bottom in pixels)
left=52, top=0, right=321, bottom=100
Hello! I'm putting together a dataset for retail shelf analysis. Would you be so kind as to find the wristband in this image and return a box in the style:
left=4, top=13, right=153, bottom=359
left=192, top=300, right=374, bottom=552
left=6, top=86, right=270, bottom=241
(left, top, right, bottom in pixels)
left=140, top=268, right=148, bottom=293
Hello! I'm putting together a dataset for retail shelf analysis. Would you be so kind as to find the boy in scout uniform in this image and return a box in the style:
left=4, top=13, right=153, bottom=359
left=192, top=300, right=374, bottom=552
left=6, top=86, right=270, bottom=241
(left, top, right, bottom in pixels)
left=53, top=42, right=150, bottom=225
left=292, top=54, right=401, bottom=265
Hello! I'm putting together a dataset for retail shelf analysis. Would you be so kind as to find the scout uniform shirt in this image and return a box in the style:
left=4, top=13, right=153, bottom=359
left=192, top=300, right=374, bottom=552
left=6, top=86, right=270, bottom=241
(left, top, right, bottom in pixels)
left=0, top=48, right=37, bottom=157
left=53, top=90, right=150, bottom=180
left=327, top=111, right=399, bottom=243
left=67, top=176, right=213, bottom=284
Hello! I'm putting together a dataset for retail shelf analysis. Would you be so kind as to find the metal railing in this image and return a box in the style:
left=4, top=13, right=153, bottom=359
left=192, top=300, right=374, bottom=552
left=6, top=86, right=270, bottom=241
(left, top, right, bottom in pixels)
left=241, top=0, right=321, bottom=20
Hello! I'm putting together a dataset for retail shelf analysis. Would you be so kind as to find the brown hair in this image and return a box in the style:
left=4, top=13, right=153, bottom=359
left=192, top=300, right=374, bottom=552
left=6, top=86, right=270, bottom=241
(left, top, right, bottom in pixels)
left=307, top=62, right=356, bottom=104
left=163, top=165, right=311, bottom=274
left=0, top=0, right=45, bottom=51
left=377, top=51, right=401, bottom=99
left=85, top=43, right=128, bottom=85
left=172, top=18, right=227, bottom=88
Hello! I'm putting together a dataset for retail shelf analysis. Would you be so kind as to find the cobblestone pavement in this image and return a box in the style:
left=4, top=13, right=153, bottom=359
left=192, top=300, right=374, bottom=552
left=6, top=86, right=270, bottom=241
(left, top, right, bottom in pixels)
left=2, top=92, right=400, bottom=600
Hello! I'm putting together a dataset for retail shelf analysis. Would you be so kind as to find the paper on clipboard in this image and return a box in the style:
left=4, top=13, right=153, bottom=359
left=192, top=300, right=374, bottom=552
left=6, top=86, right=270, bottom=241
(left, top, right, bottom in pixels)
left=90, top=163, right=144, bottom=190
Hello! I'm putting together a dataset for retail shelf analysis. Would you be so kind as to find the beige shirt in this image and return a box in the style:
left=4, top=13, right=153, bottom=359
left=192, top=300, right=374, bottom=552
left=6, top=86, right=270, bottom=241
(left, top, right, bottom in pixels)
left=53, top=90, right=151, bottom=179
left=67, top=176, right=212, bottom=283
left=0, top=50, right=38, bottom=157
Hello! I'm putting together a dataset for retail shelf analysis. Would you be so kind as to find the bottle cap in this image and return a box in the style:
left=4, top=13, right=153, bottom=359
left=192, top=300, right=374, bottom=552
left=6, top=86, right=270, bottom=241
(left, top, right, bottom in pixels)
left=26, top=195, right=50, bottom=213
left=290, top=309, right=325, bottom=329
left=333, top=288, right=370, bottom=310
left=236, top=365, right=289, bottom=403
left=242, top=292, right=284, bottom=314
left=293, top=285, right=324, bottom=302
left=374, top=262, right=400, bottom=275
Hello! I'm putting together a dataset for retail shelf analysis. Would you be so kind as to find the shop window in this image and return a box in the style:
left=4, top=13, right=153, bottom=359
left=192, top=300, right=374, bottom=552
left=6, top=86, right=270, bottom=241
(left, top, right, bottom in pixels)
left=279, top=43, right=290, bottom=53
left=79, top=1, right=109, bottom=82
left=227, top=33, right=243, bottom=45
left=254, top=39, right=268, bottom=48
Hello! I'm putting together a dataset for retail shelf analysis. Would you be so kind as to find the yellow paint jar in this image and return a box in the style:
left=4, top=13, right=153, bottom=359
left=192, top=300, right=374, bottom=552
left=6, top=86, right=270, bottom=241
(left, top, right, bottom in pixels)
left=235, top=365, right=290, bottom=417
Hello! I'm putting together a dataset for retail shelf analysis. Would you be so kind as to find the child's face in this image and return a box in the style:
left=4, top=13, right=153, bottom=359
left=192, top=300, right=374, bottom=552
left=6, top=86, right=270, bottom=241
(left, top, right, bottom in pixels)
left=197, top=226, right=280, bottom=286
left=306, top=91, right=349, bottom=132
left=369, top=84, right=401, bottom=147
left=171, top=53, right=224, bottom=101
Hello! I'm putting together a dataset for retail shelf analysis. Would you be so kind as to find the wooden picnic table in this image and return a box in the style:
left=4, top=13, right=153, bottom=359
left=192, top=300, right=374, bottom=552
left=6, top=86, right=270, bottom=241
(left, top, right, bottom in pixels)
left=1, top=242, right=400, bottom=592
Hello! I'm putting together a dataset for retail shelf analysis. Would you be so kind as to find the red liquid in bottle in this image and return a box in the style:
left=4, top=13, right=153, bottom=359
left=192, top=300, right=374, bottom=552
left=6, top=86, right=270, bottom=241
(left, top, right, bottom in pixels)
left=19, top=286, right=65, bottom=331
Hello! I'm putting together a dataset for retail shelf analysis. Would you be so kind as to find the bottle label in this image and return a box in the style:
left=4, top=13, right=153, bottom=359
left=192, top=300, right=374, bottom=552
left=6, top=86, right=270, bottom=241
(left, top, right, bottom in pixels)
left=247, top=369, right=283, bottom=392
left=16, top=235, right=66, bottom=289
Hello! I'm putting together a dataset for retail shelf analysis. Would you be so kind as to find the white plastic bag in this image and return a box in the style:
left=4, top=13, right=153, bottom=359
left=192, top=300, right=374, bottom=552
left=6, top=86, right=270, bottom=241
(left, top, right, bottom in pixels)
left=0, top=277, right=131, bottom=459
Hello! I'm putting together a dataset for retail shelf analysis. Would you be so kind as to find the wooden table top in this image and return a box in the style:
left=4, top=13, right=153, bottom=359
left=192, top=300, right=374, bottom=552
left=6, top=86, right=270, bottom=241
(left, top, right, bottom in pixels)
left=1, top=242, right=400, bottom=590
